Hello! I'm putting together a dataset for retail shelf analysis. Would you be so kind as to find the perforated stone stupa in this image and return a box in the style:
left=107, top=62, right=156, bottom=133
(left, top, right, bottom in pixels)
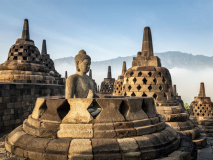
left=99, top=66, right=115, bottom=94
left=121, top=26, right=207, bottom=148
left=0, top=19, right=60, bottom=84
left=40, top=39, right=61, bottom=78
left=113, top=61, right=126, bottom=96
left=190, top=82, right=213, bottom=136
left=5, top=50, right=195, bottom=160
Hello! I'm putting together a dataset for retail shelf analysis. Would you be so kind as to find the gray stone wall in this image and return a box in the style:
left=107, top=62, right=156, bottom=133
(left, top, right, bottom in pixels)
left=0, top=83, right=65, bottom=133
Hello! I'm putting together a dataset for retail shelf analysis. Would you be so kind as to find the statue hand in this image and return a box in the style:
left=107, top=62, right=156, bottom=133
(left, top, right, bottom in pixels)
left=87, top=90, right=94, bottom=98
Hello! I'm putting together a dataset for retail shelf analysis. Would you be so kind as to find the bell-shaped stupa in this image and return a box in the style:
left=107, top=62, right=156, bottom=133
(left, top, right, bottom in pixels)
left=99, top=66, right=115, bottom=94
left=120, top=26, right=207, bottom=148
left=113, top=61, right=126, bottom=96
left=190, top=82, right=213, bottom=136
left=4, top=50, right=195, bottom=160
left=40, top=40, right=61, bottom=77
left=0, top=19, right=60, bottom=84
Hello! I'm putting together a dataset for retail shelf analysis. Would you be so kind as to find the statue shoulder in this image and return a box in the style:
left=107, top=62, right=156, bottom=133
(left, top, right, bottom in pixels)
left=66, top=74, right=80, bottom=83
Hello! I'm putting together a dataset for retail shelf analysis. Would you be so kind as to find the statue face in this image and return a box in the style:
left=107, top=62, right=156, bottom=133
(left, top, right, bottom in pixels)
left=78, top=59, right=91, bottom=74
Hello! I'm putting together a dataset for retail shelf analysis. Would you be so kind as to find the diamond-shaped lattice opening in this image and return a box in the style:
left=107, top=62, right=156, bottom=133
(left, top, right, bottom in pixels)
left=198, top=107, right=200, bottom=109
left=158, top=72, right=162, bottom=77
left=133, top=78, right=137, bottom=84
left=131, top=92, right=136, bottom=97
left=126, top=78, right=129, bottom=82
left=142, top=92, right=147, bottom=97
left=128, top=85, right=132, bottom=91
left=124, top=92, right=127, bottom=96
left=148, top=72, right=152, bottom=77
left=123, top=86, right=125, bottom=90
left=195, top=109, right=197, bottom=112
left=138, top=72, right=142, bottom=77
left=130, top=72, right=134, bottom=76
left=87, top=100, right=102, bottom=118
left=137, top=85, right=141, bottom=91
left=57, top=100, right=70, bottom=120
left=162, top=77, right=166, bottom=83
left=159, top=85, right=162, bottom=91
left=153, top=94, right=157, bottom=99
left=148, top=85, right=152, bottom=91
left=153, top=78, right=157, bottom=84
left=202, top=107, right=204, bottom=110
left=200, top=110, right=202, bottom=112
left=142, top=78, right=147, bottom=84
left=197, top=113, right=199, bottom=116
left=202, top=113, right=205, bottom=116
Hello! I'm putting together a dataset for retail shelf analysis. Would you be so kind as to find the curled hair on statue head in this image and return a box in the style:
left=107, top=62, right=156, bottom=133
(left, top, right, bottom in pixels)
left=75, top=49, right=91, bottom=71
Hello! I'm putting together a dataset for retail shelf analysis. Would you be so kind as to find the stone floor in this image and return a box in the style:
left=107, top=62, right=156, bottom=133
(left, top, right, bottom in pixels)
left=197, top=136, right=213, bottom=160
left=0, top=131, right=213, bottom=160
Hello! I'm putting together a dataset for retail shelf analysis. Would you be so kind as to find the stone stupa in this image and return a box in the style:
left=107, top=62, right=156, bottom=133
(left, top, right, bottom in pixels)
left=99, top=66, right=115, bottom=94
left=0, top=19, right=60, bottom=84
left=89, top=69, right=97, bottom=93
left=113, top=61, right=126, bottom=96
left=40, top=40, right=61, bottom=78
left=120, top=26, right=207, bottom=149
left=190, top=82, right=213, bottom=136
left=5, top=50, right=195, bottom=160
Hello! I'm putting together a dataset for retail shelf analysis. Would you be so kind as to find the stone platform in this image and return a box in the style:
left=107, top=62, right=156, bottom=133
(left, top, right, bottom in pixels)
left=4, top=96, right=195, bottom=160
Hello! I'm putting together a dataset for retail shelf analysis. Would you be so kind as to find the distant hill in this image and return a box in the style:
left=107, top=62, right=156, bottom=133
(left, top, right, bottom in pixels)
left=54, top=51, right=213, bottom=71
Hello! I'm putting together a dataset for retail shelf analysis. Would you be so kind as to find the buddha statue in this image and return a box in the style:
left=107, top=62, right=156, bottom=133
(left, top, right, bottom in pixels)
left=65, top=50, right=96, bottom=99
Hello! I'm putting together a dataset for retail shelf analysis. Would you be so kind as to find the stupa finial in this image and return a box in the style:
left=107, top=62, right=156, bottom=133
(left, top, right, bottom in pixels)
left=107, top=66, right=111, bottom=79
left=199, top=82, right=206, bottom=97
left=141, top=26, right=153, bottom=57
left=122, top=61, right=126, bottom=76
left=41, top=39, right=47, bottom=55
left=22, top=19, right=30, bottom=40
left=173, top=85, right=177, bottom=97
left=89, top=69, right=92, bottom=79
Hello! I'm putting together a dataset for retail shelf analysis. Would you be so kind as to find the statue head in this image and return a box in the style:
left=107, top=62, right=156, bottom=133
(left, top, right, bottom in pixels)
left=75, top=50, right=91, bottom=74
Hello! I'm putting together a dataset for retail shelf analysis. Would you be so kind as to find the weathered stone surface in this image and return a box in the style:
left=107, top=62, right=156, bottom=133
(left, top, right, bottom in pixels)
left=94, top=123, right=116, bottom=138
left=40, top=99, right=69, bottom=122
left=26, top=137, right=50, bottom=152
left=68, top=139, right=92, bottom=160
left=46, top=138, right=71, bottom=154
left=142, top=98, right=157, bottom=118
left=31, top=98, right=46, bottom=119
left=57, top=124, right=93, bottom=138
left=92, top=139, right=121, bottom=160
left=122, top=98, right=148, bottom=120
left=95, top=99, right=125, bottom=122
left=62, top=99, right=93, bottom=123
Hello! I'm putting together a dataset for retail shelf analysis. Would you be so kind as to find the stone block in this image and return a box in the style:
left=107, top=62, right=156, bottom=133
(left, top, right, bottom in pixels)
left=92, top=138, right=120, bottom=153
left=114, top=121, right=134, bottom=129
left=142, top=98, right=157, bottom=118
left=31, top=98, right=46, bottom=119
left=44, top=153, right=67, bottom=160
left=57, top=124, right=93, bottom=138
left=41, top=99, right=69, bottom=122
left=46, top=138, right=71, bottom=154
left=28, top=151, right=44, bottom=160
left=116, top=128, right=137, bottom=138
left=135, top=125, right=156, bottom=136
left=121, top=98, right=148, bottom=120
left=63, top=98, right=93, bottom=123
left=68, top=139, right=93, bottom=160
left=27, top=137, right=51, bottom=152
left=94, top=123, right=116, bottom=138
left=133, top=119, right=152, bottom=127
left=95, top=98, right=125, bottom=122
left=117, top=138, right=139, bottom=152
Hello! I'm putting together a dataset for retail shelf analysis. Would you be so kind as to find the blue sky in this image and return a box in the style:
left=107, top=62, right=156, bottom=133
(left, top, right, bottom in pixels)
left=0, top=0, right=213, bottom=63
